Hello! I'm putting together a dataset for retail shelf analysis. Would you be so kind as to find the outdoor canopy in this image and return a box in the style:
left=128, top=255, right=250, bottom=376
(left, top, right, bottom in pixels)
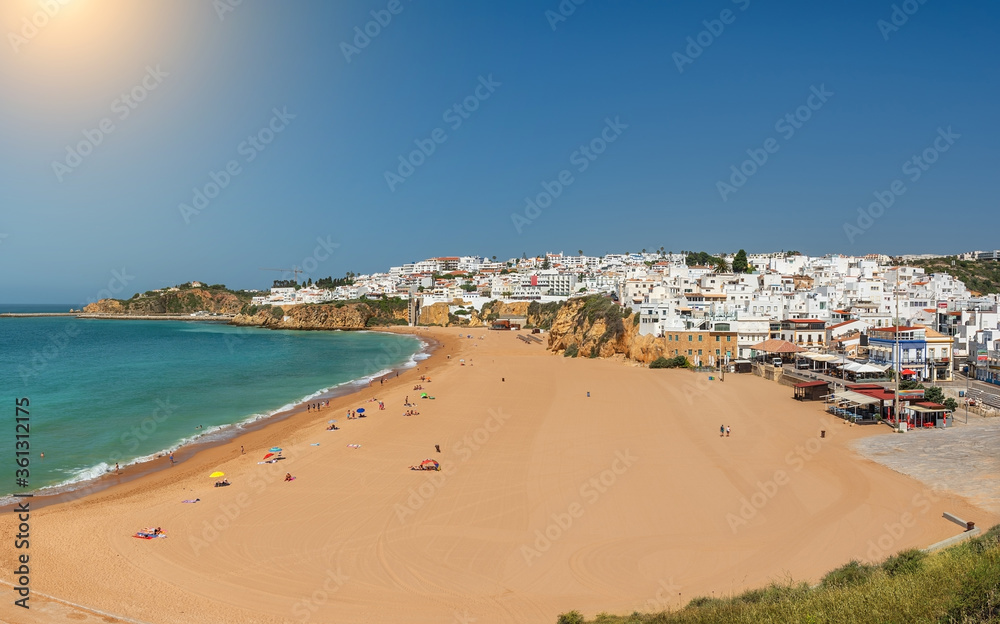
left=840, top=362, right=887, bottom=374
left=827, top=391, right=880, bottom=406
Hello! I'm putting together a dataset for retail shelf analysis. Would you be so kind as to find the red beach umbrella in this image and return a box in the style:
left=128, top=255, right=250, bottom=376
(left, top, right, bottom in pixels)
left=263, top=452, right=275, bottom=460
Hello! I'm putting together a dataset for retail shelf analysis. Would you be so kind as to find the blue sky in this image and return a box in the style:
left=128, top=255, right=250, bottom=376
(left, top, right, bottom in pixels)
left=1, top=0, right=997, bottom=303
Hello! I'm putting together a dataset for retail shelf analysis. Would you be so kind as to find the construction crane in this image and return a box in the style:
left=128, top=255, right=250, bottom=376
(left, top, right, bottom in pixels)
left=260, top=267, right=303, bottom=284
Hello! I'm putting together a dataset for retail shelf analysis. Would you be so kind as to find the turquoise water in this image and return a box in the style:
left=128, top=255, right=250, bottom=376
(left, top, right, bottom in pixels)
left=0, top=317, right=422, bottom=499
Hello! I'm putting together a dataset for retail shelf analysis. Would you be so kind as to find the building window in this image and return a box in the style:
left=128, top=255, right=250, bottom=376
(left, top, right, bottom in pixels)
left=698, top=349, right=703, bottom=355
left=727, top=336, right=731, bottom=341
left=698, top=336, right=703, bottom=342
left=716, top=349, right=720, bottom=355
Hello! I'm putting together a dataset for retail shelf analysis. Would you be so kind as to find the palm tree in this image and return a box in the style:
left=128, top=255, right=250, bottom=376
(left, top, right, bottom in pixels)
left=578, top=249, right=583, bottom=256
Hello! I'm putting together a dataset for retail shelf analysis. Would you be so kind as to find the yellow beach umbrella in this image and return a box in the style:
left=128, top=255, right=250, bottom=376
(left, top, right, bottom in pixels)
left=210, top=471, right=225, bottom=478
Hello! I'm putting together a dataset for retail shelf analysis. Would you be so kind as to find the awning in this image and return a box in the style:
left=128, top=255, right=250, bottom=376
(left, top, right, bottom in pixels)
left=810, top=353, right=840, bottom=362
left=908, top=404, right=947, bottom=413
left=902, top=368, right=916, bottom=375
left=828, top=391, right=881, bottom=406
left=840, top=362, right=886, bottom=374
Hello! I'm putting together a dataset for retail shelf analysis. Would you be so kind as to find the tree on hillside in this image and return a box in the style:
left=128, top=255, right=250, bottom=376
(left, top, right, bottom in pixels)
left=733, top=249, right=749, bottom=273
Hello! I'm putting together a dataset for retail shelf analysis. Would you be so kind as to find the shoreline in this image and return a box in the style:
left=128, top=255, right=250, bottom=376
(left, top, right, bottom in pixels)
left=3, top=327, right=995, bottom=624
left=0, top=326, right=441, bottom=513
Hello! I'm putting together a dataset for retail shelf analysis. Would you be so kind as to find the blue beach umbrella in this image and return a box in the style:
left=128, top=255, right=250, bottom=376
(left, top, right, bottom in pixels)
left=356, top=408, right=365, bottom=413
left=269, top=447, right=282, bottom=453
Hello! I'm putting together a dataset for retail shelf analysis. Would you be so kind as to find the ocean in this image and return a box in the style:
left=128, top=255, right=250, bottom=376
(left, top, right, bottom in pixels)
left=0, top=314, right=424, bottom=500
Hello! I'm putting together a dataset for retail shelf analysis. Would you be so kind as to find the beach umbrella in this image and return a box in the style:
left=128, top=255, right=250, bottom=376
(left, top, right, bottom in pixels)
left=356, top=408, right=365, bottom=414
left=420, top=459, right=439, bottom=468
left=262, top=453, right=274, bottom=460
left=210, top=471, right=225, bottom=478
left=420, top=393, right=428, bottom=398
left=269, top=447, right=282, bottom=453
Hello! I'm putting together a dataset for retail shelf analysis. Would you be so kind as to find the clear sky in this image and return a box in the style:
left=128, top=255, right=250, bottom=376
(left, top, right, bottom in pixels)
left=1, top=0, right=997, bottom=303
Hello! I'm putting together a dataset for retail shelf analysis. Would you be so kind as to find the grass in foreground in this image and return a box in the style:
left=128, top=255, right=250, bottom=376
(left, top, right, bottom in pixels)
left=558, top=524, right=1000, bottom=624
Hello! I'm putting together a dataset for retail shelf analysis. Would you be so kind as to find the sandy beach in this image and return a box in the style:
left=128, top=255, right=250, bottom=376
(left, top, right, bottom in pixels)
left=2, top=326, right=996, bottom=624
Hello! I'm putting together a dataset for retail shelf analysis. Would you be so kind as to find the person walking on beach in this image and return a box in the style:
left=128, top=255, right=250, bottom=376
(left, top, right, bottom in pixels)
left=240, top=445, right=245, bottom=455
left=720, top=425, right=724, bottom=437
left=170, top=452, right=175, bottom=465
left=115, top=462, right=120, bottom=475
left=726, top=425, right=731, bottom=437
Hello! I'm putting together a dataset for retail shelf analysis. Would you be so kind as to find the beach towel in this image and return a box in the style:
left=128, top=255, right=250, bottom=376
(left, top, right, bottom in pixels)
left=134, top=530, right=167, bottom=539
left=347, top=444, right=361, bottom=448
left=181, top=499, right=200, bottom=503
left=285, top=476, right=296, bottom=481
left=310, top=443, right=320, bottom=446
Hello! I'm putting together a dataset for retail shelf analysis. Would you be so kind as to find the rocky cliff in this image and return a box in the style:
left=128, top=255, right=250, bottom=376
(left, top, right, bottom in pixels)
left=546, top=296, right=667, bottom=364
left=418, top=302, right=451, bottom=327
left=230, top=302, right=408, bottom=330
left=471, top=300, right=561, bottom=328
left=84, top=289, right=249, bottom=315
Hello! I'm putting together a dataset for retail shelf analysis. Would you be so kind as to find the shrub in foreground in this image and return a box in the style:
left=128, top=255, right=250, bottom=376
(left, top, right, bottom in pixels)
left=821, top=560, right=875, bottom=588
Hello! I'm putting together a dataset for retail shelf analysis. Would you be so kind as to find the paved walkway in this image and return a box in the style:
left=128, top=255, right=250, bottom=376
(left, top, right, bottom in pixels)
left=852, top=418, right=1000, bottom=515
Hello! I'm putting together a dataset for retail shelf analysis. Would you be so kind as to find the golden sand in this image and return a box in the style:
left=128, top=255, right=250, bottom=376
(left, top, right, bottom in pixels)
left=2, top=326, right=995, bottom=624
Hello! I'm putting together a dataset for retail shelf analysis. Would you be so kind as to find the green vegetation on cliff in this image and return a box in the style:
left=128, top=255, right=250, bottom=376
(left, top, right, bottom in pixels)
left=558, top=524, right=1000, bottom=624
left=90, top=284, right=253, bottom=315
left=906, top=257, right=1000, bottom=295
